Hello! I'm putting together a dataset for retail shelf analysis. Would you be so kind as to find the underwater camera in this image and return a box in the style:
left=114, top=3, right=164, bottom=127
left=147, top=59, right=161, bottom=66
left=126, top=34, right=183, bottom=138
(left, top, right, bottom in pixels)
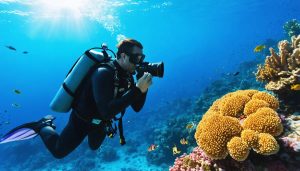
left=136, top=62, right=164, bottom=78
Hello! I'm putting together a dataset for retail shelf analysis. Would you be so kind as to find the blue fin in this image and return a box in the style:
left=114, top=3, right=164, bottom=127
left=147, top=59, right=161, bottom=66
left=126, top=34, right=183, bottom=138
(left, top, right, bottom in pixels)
left=0, top=122, right=39, bottom=144
left=0, top=115, right=56, bottom=144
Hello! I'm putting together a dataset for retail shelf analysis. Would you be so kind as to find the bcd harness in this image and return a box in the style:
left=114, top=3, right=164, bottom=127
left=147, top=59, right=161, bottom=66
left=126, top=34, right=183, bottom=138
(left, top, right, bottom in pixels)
left=69, top=48, right=127, bottom=145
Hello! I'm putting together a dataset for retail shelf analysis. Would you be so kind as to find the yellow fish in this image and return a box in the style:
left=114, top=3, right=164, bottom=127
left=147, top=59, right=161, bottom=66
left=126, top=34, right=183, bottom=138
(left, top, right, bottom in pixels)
left=186, top=122, right=195, bottom=129
left=172, top=145, right=181, bottom=155
left=148, top=144, right=158, bottom=152
left=254, top=45, right=266, bottom=52
left=180, top=138, right=188, bottom=145
left=291, top=84, right=300, bottom=91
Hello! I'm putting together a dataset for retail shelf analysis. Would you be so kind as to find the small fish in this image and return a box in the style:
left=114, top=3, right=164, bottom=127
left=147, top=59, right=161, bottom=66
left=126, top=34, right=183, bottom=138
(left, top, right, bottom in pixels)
left=148, top=144, right=158, bottom=152
left=172, top=145, right=181, bottom=155
left=5, top=46, right=16, bottom=51
left=233, top=72, right=240, bottom=76
left=291, top=84, right=300, bottom=91
left=180, top=138, right=188, bottom=145
left=23, top=51, right=28, bottom=54
left=4, top=110, right=7, bottom=113
left=13, top=89, right=21, bottom=94
left=254, top=45, right=266, bottom=52
left=11, top=103, right=21, bottom=108
left=4, top=121, right=10, bottom=125
left=186, top=122, right=195, bottom=129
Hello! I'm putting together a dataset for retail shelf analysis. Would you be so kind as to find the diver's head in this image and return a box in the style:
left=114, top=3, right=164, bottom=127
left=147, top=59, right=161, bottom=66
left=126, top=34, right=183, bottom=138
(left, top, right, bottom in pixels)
left=116, top=39, right=145, bottom=74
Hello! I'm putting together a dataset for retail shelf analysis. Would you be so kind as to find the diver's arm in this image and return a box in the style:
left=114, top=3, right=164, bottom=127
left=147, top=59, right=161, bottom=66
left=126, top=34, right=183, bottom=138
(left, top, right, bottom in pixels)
left=92, top=68, right=142, bottom=120
left=131, top=91, right=147, bottom=112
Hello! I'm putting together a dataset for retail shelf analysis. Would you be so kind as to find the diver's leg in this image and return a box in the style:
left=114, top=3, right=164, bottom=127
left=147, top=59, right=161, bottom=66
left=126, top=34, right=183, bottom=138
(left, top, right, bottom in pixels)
left=39, top=112, right=88, bottom=159
left=88, top=123, right=106, bottom=150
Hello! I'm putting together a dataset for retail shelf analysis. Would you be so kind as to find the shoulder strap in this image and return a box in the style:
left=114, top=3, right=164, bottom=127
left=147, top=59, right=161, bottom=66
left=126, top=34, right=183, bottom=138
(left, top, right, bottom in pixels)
left=97, top=61, right=119, bottom=99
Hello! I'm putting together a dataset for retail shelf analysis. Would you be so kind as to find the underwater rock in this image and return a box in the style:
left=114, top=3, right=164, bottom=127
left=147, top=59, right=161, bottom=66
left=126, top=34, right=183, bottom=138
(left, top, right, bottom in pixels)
left=99, top=146, right=120, bottom=162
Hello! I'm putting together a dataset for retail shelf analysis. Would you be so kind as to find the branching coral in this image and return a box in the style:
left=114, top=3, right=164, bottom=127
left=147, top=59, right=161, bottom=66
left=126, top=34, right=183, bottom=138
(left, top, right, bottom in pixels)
left=255, top=35, right=300, bottom=91
left=194, top=90, right=283, bottom=162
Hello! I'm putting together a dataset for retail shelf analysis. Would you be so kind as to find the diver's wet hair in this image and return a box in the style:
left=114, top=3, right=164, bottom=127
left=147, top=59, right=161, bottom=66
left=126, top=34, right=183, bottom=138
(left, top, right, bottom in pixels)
left=116, top=39, right=143, bottom=59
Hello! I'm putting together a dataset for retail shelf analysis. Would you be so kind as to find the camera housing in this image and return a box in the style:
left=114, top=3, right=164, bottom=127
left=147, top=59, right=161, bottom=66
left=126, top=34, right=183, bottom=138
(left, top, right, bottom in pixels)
left=136, top=62, right=164, bottom=78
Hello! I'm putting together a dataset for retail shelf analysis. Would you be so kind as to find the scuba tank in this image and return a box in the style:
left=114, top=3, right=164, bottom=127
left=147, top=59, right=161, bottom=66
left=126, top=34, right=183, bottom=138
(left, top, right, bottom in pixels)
left=50, top=43, right=116, bottom=113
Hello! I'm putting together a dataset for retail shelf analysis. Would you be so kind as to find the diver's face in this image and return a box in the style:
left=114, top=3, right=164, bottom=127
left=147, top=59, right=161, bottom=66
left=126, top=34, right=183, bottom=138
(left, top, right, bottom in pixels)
left=122, top=46, right=143, bottom=74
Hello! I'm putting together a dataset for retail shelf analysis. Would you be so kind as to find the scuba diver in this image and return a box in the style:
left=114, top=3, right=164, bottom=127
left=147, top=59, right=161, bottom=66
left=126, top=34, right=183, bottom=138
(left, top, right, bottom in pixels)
left=0, top=39, right=164, bottom=159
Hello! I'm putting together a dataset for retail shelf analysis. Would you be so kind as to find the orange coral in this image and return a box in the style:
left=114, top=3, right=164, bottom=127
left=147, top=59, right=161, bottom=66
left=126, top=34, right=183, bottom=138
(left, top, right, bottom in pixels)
left=236, top=89, right=259, bottom=98
left=251, top=92, right=279, bottom=110
left=242, top=107, right=283, bottom=136
left=195, top=115, right=242, bottom=159
left=241, top=129, right=259, bottom=148
left=219, top=94, right=250, bottom=117
left=227, top=137, right=250, bottom=161
left=255, top=35, right=300, bottom=91
left=254, top=133, right=280, bottom=155
left=244, top=99, right=270, bottom=116
left=195, top=90, right=282, bottom=161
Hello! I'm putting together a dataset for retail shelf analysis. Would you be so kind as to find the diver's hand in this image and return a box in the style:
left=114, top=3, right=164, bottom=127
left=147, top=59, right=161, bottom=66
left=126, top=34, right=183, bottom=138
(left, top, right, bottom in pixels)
left=136, top=72, right=152, bottom=93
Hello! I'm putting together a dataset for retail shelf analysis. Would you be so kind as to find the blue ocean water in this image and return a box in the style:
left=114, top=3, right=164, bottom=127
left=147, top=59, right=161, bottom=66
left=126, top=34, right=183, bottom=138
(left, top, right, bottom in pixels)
left=0, top=0, right=299, bottom=170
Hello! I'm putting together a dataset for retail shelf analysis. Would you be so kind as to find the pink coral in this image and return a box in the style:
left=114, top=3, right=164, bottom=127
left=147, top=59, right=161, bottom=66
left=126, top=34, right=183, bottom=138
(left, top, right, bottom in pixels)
left=169, top=147, right=212, bottom=171
left=280, top=137, right=300, bottom=152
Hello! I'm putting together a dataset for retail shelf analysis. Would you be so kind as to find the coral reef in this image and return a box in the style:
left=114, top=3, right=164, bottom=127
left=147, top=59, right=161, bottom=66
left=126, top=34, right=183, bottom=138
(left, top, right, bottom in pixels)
left=169, top=147, right=257, bottom=171
left=227, top=137, right=250, bottom=161
left=283, top=19, right=300, bottom=39
left=146, top=113, right=199, bottom=166
left=194, top=90, right=283, bottom=161
left=279, top=113, right=300, bottom=152
left=255, top=133, right=280, bottom=155
left=169, top=147, right=213, bottom=171
left=242, top=107, right=283, bottom=136
left=255, top=35, right=300, bottom=107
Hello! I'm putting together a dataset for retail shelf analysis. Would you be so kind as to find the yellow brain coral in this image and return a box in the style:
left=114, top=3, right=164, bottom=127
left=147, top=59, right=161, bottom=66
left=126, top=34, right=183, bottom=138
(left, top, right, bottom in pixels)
left=241, top=129, right=259, bottom=148
left=243, top=99, right=270, bottom=116
left=235, top=89, right=259, bottom=98
left=195, top=90, right=282, bottom=161
left=195, top=115, right=242, bottom=159
left=227, top=137, right=250, bottom=161
left=252, top=92, right=279, bottom=110
left=242, top=107, right=283, bottom=136
left=254, top=133, right=279, bottom=155
left=219, top=94, right=251, bottom=117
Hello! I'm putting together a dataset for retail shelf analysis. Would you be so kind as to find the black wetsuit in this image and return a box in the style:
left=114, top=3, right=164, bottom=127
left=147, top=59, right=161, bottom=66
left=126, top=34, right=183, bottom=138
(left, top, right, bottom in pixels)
left=40, top=60, right=147, bottom=159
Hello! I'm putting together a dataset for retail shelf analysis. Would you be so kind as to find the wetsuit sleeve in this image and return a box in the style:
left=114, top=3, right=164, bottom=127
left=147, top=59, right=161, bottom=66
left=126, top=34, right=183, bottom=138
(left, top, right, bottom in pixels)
left=131, top=91, right=147, bottom=112
left=92, top=67, right=143, bottom=120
